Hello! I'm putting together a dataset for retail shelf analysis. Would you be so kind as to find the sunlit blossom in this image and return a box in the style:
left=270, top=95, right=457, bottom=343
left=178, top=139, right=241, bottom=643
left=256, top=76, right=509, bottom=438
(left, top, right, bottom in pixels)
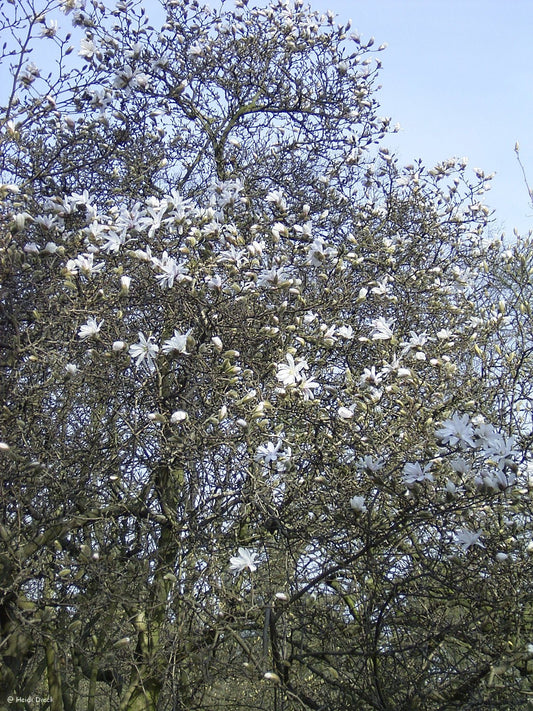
left=276, top=353, right=308, bottom=386
left=306, top=237, right=337, bottom=266
left=255, top=441, right=292, bottom=471
left=402, top=462, right=434, bottom=486
left=162, top=329, right=192, bottom=355
left=152, top=252, right=189, bottom=288
left=229, top=547, right=259, bottom=574
left=255, top=440, right=283, bottom=465
left=78, top=317, right=103, bottom=340
left=41, top=20, right=58, bottom=38
left=79, top=37, right=97, bottom=60
left=336, top=325, right=354, bottom=339
left=400, top=330, right=430, bottom=354
left=66, top=252, right=105, bottom=277
left=435, top=413, right=476, bottom=449
left=129, top=333, right=159, bottom=370
left=266, top=189, right=287, bottom=211
left=370, top=317, right=394, bottom=340
left=299, top=376, right=319, bottom=400
left=360, top=366, right=383, bottom=386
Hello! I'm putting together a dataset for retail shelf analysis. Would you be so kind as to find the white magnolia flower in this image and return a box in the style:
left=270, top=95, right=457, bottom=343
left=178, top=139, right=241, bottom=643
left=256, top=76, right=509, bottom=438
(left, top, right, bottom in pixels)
left=402, top=462, right=434, bottom=486
left=478, top=468, right=515, bottom=492
left=306, top=237, right=337, bottom=266
left=41, top=19, right=59, bottom=37
left=303, top=311, right=318, bottom=324
left=400, top=330, right=430, bottom=354
left=162, top=329, right=192, bottom=355
left=357, top=455, right=385, bottom=472
left=65, top=363, right=78, bottom=375
left=79, top=37, right=97, bottom=60
left=264, top=672, right=281, bottom=683
left=134, top=73, right=150, bottom=89
left=336, top=325, right=354, bottom=339
left=276, top=354, right=308, bottom=386
left=20, top=62, right=40, bottom=84
left=188, top=42, right=205, bottom=57
left=257, top=266, right=292, bottom=288
left=473, top=421, right=498, bottom=445
left=371, top=276, right=394, bottom=297
left=338, top=406, right=354, bottom=419
left=349, top=495, right=367, bottom=513
left=455, top=528, right=484, bottom=552
left=445, top=480, right=458, bottom=497
left=370, top=317, right=394, bottom=341
left=66, top=252, right=105, bottom=277
left=266, top=189, right=287, bottom=211
left=450, top=457, right=471, bottom=474
left=170, top=410, right=188, bottom=423
left=255, top=441, right=292, bottom=470
left=152, top=253, right=189, bottom=289
left=435, top=413, right=476, bottom=449
left=299, top=376, right=319, bottom=400
left=481, top=431, right=519, bottom=470
left=380, top=354, right=402, bottom=377
left=206, top=274, right=223, bottom=290
left=272, top=222, right=289, bottom=240
left=129, top=332, right=159, bottom=370
left=113, top=64, right=134, bottom=89
left=247, top=240, right=266, bottom=257
left=78, top=317, right=103, bottom=340
left=229, top=547, right=259, bottom=574
left=217, top=245, right=248, bottom=268
left=255, top=440, right=283, bottom=465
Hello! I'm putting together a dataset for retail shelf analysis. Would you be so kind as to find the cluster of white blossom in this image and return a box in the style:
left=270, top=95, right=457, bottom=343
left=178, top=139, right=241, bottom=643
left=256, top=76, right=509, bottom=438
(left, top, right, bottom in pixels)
left=9, top=165, right=527, bottom=571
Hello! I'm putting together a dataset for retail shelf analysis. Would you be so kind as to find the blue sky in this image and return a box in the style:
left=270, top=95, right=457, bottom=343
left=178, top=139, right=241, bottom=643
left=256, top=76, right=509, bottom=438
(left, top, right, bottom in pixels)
left=313, top=0, right=533, bottom=236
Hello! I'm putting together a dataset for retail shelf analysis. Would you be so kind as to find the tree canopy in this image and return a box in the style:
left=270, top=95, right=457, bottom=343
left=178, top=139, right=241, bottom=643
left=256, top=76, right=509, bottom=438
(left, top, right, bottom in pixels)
left=2, top=1, right=533, bottom=710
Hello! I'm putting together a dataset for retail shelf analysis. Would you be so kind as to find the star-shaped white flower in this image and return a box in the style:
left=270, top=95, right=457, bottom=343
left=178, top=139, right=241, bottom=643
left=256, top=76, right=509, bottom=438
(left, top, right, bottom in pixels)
left=229, top=548, right=259, bottom=574
left=78, top=316, right=103, bottom=340
left=129, top=332, right=159, bottom=370
left=402, top=462, right=433, bottom=486
left=370, top=317, right=394, bottom=341
left=276, top=354, right=308, bottom=386
left=435, top=413, right=476, bottom=449
left=162, top=329, right=192, bottom=355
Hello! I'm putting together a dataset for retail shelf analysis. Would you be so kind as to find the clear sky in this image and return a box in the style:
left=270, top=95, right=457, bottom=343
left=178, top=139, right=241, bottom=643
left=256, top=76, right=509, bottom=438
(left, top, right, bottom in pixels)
left=311, top=0, right=533, bottom=237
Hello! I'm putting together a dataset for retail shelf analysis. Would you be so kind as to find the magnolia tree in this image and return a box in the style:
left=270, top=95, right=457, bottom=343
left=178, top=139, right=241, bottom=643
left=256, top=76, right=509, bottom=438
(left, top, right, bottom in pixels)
left=2, top=1, right=533, bottom=710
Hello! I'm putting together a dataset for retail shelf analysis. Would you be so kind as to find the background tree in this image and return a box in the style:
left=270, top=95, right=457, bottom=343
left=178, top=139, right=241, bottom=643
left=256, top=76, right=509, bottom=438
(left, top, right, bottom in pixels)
left=1, top=1, right=533, bottom=710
